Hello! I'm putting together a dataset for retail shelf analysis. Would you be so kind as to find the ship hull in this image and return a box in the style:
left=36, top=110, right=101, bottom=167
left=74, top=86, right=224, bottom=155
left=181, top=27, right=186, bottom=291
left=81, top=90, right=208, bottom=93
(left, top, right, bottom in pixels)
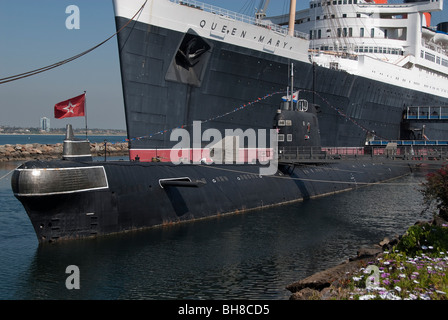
left=115, top=15, right=448, bottom=158
left=11, top=159, right=411, bottom=243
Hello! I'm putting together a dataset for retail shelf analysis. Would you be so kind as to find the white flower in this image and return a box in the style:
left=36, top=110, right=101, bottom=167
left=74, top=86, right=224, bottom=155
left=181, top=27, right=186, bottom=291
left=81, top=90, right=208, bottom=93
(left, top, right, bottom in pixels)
left=394, top=286, right=402, bottom=292
left=359, top=294, right=377, bottom=300
left=419, top=293, right=431, bottom=300
left=382, top=292, right=402, bottom=300
left=406, top=294, right=418, bottom=300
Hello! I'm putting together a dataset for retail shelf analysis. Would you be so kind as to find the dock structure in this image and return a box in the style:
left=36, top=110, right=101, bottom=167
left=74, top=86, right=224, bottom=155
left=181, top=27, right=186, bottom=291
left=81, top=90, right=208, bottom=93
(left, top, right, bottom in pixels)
left=404, top=106, right=448, bottom=121
left=278, top=144, right=448, bottom=165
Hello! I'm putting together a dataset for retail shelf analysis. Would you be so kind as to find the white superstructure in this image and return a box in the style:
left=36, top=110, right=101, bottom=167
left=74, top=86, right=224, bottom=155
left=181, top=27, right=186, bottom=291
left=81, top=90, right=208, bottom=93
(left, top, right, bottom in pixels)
left=269, top=0, right=448, bottom=98
left=113, top=0, right=310, bottom=63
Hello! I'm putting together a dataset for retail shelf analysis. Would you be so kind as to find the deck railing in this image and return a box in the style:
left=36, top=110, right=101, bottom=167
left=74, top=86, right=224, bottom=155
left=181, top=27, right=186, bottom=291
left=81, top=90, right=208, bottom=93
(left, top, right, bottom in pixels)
left=172, top=0, right=309, bottom=40
left=278, top=145, right=448, bottom=162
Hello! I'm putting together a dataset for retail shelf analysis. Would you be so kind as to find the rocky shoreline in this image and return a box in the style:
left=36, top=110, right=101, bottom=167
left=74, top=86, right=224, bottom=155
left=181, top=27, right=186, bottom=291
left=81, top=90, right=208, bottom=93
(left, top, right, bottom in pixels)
left=286, top=217, right=447, bottom=300
left=0, top=142, right=129, bottom=162
left=286, top=238, right=392, bottom=300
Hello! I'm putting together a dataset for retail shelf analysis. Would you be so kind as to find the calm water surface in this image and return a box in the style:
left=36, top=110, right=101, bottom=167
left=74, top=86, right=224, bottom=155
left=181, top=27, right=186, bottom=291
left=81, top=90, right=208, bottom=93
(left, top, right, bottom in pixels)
left=0, top=160, right=436, bottom=300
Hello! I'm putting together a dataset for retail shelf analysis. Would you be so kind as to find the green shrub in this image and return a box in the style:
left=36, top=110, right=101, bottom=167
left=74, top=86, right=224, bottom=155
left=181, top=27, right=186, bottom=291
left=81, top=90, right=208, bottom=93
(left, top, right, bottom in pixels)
left=421, top=165, right=448, bottom=220
left=396, top=223, right=448, bottom=257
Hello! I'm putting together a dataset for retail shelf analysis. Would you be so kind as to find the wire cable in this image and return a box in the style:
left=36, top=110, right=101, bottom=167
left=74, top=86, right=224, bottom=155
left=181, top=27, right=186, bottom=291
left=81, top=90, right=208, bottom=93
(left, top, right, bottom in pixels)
left=0, top=0, right=148, bottom=85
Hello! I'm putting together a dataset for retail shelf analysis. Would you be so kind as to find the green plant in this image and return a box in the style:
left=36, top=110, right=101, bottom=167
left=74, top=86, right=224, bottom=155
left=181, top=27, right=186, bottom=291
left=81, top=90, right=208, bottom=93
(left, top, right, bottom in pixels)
left=421, top=165, right=448, bottom=220
left=396, top=223, right=448, bottom=256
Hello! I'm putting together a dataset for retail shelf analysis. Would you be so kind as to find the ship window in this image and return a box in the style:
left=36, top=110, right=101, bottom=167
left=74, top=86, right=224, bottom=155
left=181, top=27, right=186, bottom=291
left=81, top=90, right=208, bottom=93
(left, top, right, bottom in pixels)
left=278, top=120, right=285, bottom=126
left=371, top=28, right=375, bottom=38
left=286, top=120, right=292, bottom=126
left=360, top=27, right=364, bottom=37
left=287, top=134, right=293, bottom=142
left=349, top=28, right=353, bottom=37
left=278, top=134, right=285, bottom=142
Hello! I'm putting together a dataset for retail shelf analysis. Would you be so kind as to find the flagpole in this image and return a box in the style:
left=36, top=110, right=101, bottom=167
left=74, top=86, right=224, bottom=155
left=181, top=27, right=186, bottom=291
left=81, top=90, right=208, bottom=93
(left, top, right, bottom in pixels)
left=84, top=91, right=88, bottom=140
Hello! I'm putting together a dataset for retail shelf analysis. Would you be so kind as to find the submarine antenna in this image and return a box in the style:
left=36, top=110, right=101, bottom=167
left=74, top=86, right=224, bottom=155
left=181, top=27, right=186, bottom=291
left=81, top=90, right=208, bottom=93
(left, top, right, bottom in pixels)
left=290, top=62, right=294, bottom=111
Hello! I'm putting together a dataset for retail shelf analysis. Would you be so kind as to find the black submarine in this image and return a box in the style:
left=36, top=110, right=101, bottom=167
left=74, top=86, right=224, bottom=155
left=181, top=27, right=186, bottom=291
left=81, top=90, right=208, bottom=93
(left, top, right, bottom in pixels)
left=11, top=98, right=412, bottom=243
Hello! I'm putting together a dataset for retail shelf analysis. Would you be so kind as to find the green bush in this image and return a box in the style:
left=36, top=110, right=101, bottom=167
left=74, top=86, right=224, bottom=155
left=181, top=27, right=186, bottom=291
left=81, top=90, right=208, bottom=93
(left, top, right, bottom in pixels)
left=396, top=223, right=448, bottom=257
left=421, top=165, right=448, bottom=220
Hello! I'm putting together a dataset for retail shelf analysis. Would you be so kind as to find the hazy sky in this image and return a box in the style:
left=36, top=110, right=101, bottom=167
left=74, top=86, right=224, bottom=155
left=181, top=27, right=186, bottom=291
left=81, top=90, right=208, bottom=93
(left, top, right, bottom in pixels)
left=0, top=0, right=447, bottom=130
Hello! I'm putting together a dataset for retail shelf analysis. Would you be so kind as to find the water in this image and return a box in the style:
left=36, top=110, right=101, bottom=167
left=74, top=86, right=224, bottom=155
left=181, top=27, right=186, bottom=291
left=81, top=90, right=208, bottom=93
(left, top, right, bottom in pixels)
left=0, top=159, right=436, bottom=300
left=0, top=134, right=127, bottom=145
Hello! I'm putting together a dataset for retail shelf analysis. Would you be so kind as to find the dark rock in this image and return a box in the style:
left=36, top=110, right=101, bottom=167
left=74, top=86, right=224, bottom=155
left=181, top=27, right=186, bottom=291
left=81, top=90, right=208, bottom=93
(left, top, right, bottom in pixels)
left=289, top=288, right=320, bottom=300
left=432, top=215, right=448, bottom=227
left=286, top=257, right=375, bottom=294
left=355, top=246, right=382, bottom=259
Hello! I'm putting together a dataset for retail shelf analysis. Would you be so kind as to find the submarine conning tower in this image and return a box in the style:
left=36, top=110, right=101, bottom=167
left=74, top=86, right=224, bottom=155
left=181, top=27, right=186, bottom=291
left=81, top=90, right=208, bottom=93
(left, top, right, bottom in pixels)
left=274, top=98, right=321, bottom=149
left=62, top=124, right=92, bottom=161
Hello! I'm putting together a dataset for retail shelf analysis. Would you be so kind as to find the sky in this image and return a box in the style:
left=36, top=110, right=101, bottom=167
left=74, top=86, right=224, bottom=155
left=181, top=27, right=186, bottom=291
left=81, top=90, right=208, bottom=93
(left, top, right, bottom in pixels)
left=0, top=0, right=447, bottom=130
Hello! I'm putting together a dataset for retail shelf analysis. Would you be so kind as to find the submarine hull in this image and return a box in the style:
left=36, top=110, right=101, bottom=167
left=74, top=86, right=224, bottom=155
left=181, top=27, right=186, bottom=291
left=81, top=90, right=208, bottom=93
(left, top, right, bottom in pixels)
left=11, top=159, right=411, bottom=243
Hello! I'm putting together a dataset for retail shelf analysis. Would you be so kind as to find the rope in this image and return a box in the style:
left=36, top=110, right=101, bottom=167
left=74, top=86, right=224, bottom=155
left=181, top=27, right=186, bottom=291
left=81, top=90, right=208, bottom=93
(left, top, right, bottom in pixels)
left=124, top=91, right=285, bottom=143
left=0, top=0, right=148, bottom=85
left=297, top=89, right=390, bottom=141
left=0, top=165, right=20, bottom=182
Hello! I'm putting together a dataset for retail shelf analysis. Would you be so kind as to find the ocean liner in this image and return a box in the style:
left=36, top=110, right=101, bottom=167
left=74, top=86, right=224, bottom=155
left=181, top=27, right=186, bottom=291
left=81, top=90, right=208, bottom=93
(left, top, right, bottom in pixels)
left=114, top=0, right=448, bottom=161
left=10, top=0, right=446, bottom=243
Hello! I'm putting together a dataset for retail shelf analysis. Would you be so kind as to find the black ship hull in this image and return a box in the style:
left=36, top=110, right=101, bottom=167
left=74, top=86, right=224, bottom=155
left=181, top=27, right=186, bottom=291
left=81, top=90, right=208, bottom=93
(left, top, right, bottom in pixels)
left=11, top=158, right=411, bottom=243
left=116, top=17, right=448, bottom=158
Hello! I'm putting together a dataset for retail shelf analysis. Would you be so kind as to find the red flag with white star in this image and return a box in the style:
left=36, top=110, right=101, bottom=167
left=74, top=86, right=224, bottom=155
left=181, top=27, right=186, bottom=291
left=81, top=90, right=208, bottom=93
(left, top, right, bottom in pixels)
left=54, top=93, right=85, bottom=119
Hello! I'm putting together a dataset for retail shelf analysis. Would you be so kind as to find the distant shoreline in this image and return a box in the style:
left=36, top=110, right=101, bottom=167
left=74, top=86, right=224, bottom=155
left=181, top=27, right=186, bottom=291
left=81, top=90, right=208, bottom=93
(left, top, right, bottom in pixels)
left=0, top=133, right=127, bottom=136
left=0, top=141, right=129, bottom=162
